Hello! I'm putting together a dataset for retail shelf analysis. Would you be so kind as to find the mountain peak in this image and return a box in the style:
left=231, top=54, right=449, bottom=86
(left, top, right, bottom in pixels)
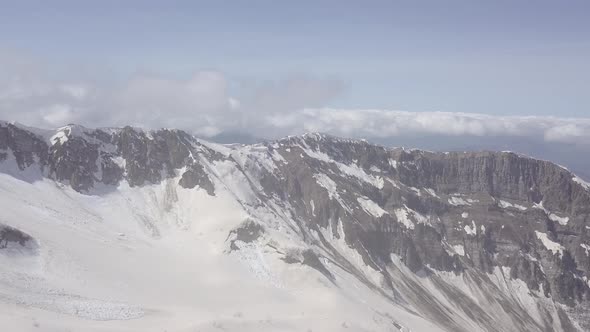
left=1, top=121, right=590, bottom=330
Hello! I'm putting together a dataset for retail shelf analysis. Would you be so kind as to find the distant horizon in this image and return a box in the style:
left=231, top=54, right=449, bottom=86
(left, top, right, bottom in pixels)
left=3, top=108, right=590, bottom=143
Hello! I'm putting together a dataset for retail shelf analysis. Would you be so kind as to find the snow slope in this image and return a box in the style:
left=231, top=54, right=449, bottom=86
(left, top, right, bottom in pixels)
left=1, top=125, right=587, bottom=331
left=0, top=167, right=442, bottom=332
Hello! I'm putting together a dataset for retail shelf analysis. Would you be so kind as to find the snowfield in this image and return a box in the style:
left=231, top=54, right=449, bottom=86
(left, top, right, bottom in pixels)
left=0, top=169, right=443, bottom=332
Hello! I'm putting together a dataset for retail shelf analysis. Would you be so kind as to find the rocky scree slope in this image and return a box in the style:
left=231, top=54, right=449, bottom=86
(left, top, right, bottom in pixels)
left=1, top=121, right=590, bottom=331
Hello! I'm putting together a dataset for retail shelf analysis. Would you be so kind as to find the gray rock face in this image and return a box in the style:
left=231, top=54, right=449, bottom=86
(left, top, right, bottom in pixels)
left=179, top=162, right=215, bottom=195
left=228, top=219, right=265, bottom=251
left=282, top=247, right=335, bottom=282
left=271, top=135, right=590, bottom=304
left=49, top=131, right=101, bottom=191
left=0, top=123, right=48, bottom=171
left=114, top=126, right=191, bottom=186
left=253, top=134, right=590, bottom=330
left=0, top=123, right=216, bottom=194
left=2, top=124, right=590, bottom=331
left=0, top=223, right=38, bottom=254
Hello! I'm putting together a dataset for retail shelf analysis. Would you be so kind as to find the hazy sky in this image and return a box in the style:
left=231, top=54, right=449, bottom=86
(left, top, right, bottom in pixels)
left=1, top=0, right=589, bottom=139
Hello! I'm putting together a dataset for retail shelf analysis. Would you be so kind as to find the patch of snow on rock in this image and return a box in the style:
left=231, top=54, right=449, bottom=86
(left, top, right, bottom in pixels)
left=394, top=207, right=414, bottom=230
left=336, top=162, right=384, bottom=189
left=533, top=201, right=548, bottom=213
left=464, top=221, right=477, bottom=236
left=50, top=129, right=69, bottom=145
left=357, top=197, right=388, bottom=218
left=409, top=186, right=421, bottom=196
left=548, top=213, right=569, bottom=226
left=314, top=174, right=338, bottom=200
left=498, top=200, right=527, bottom=211
left=302, top=147, right=384, bottom=189
left=573, top=176, right=590, bottom=191
left=533, top=201, right=569, bottom=225
left=449, top=196, right=471, bottom=206
left=313, top=173, right=351, bottom=212
left=369, top=165, right=381, bottom=173
left=452, top=245, right=465, bottom=256
left=535, top=231, right=564, bottom=257
left=424, top=188, right=439, bottom=198
left=388, top=159, right=398, bottom=169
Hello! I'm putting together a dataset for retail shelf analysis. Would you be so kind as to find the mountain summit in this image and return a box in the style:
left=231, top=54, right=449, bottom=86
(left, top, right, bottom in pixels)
left=1, top=121, right=589, bottom=331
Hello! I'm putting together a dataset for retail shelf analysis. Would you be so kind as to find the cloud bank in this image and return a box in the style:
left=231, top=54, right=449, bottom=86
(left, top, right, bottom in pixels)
left=268, top=108, right=590, bottom=145
left=0, top=55, right=344, bottom=137
left=0, top=56, right=589, bottom=145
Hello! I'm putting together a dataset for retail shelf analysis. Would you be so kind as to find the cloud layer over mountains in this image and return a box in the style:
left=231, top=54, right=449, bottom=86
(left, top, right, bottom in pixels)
left=269, top=108, right=590, bottom=145
left=1, top=55, right=589, bottom=145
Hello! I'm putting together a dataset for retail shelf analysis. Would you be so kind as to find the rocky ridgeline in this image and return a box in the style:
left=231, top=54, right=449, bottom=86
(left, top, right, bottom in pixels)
left=2, top=122, right=590, bottom=331
left=267, top=135, right=590, bottom=303
left=0, top=123, right=218, bottom=193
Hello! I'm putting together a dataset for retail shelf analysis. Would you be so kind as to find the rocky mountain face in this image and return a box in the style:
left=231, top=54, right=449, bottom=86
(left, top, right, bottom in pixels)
left=2, top=121, right=590, bottom=331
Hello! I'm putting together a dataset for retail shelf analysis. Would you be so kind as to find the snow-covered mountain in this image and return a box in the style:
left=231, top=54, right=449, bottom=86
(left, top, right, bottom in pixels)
left=1, top=121, right=590, bottom=332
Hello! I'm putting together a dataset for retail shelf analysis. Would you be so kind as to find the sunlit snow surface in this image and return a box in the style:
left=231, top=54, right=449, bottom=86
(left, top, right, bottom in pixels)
left=0, top=161, right=442, bottom=332
left=535, top=231, right=565, bottom=257
left=573, top=176, right=590, bottom=191
left=498, top=199, right=528, bottom=211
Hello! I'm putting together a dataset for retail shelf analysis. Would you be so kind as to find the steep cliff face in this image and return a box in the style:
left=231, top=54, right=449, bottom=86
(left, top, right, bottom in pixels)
left=255, top=135, right=590, bottom=331
left=1, top=122, right=590, bottom=331
left=0, top=123, right=48, bottom=172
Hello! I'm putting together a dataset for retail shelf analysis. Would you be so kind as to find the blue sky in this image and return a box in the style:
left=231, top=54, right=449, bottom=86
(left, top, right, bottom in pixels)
left=1, top=0, right=589, bottom=137
left=3, top=0, right=590, bottom=115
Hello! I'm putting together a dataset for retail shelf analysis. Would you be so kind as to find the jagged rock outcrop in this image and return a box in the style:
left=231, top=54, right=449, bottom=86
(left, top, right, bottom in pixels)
left=0, top=123, right=48, bottom=171
left=0, top=123, right=217, bottom=195
left=0, top=223, right=38, bottom=254
left=266, top=135, right=590, bottom=308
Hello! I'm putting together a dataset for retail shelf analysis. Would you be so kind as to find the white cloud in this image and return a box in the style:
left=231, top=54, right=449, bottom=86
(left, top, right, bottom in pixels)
left=40, top=104, right=76, bottom=126
left=107, top=71, right=239, bottom=136
left=0, top=55, right=588, bottom=145
left=0, top=67, right=242, bottom=136
left=0, top=56, right=344, bottom=137
left=262, top=108, right=590, bottom=145
left=60, top=84, right=88, bottom=100
left=543, top=123, right=588, bottom=143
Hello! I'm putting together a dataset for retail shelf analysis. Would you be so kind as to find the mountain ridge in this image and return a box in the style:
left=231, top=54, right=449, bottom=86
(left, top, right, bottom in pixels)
left=4, top=119, right=589, bottom=181
left=1, top=120, right=590, bottom=331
